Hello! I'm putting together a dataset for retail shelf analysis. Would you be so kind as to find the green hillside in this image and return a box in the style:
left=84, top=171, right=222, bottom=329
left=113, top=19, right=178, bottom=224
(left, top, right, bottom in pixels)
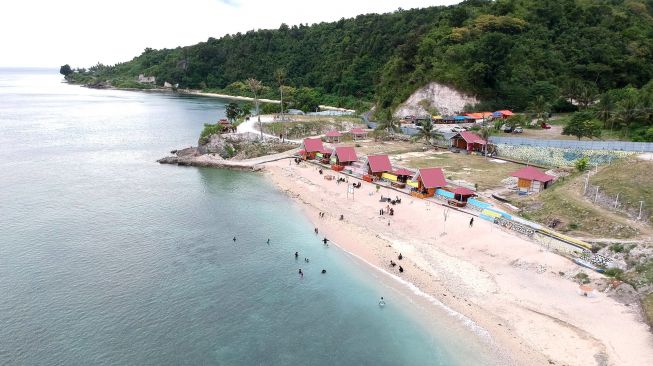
left=67, top=0, right=653, bottom=135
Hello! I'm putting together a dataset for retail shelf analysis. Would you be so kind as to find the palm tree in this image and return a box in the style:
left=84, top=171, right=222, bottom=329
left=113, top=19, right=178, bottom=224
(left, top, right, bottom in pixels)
left=529, top=95, right=551, bottom=126
left=479, top=126, right=492, bottom=158
left=594, top=93, right=614, bottom=130
left=411, top=119, right=443, bottom=146
left=613, top=95, right=641, bottom=137
left=246, top=78, right=263, bottom=140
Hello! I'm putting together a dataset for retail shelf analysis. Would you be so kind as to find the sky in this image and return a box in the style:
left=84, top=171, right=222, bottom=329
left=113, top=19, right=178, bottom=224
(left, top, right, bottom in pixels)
left=0, top=0, right=460, bottom=68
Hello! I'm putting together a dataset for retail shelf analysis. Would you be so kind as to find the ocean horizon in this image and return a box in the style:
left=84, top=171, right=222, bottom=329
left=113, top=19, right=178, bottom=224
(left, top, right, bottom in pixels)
left=0, top=68, right=496, bottom=365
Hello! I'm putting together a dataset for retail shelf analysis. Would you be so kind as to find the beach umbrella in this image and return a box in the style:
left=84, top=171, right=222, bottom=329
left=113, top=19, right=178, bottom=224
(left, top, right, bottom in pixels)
left=577, top=284, right=596, bottom=297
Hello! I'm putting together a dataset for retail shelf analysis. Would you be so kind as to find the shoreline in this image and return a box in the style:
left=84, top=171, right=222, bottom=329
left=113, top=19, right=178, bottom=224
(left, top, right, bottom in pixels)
left=262, top=159, right=653, bottom=366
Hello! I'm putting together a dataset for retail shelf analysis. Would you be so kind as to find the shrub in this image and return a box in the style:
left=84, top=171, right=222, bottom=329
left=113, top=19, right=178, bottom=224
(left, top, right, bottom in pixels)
left=199, top=123, right=224, bottom=144
left=604, top=268, right=624, bottom=279
left=609, top=243, right=625, bottom=253
left=575, top=156, right=589, bottom=172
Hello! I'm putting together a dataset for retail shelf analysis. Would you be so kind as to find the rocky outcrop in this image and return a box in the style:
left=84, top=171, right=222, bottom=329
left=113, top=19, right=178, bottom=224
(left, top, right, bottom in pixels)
left=197, top=134, right=235, bottom=158
left=394, top=82, right=479, bottom=118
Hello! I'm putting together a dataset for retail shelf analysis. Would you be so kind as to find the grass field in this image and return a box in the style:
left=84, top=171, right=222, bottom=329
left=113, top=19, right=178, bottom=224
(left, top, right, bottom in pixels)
left=589, top=158, right=653, bottom=223
left=396, top=150, right=524, bottom=191
left=514, top=172, right=643, bottom=239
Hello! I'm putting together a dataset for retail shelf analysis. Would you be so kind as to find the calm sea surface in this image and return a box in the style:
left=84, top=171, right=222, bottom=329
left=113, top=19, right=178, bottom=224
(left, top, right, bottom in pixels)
left=0, top=69, right=495, bottom=365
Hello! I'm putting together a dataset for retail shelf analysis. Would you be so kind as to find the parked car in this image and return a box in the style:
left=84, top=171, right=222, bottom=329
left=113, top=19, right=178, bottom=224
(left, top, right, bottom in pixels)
left=513, top=126, right=523, bottom=133
left=541, top=122, right=552, bottom=129
left=501, top=124, right=513, bottom=133
left=451, top=126, right=467, bottom=132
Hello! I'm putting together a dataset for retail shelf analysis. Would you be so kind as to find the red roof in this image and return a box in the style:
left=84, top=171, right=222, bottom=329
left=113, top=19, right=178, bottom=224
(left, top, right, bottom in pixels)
left=367, top=155, right=392, bottom=173
left=334, top=146, right=357, bottom=162
left=417, top=168, right=447, bottom=189
left=393, top=168, right=415, bottom=176
left=325, top=130, right=342, bottom=137
left=465, top=113, right=483, bottom=119
left=511, top=166, right=555, bottom=182
left=351, top=128, right=367, bottom=135
left=497, top=110, right=514, bottom=116
left=302, top=138, right=324, bottom=153
left=452, top=187, right=476, bottom=196
left=320, top=148, right=332, bottom=155
left=454, top=131, right=486, bottom=145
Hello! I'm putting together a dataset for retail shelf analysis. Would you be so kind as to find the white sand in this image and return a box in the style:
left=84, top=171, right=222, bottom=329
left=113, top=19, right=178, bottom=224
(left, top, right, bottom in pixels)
left=265, top=159, right=653, bottom=366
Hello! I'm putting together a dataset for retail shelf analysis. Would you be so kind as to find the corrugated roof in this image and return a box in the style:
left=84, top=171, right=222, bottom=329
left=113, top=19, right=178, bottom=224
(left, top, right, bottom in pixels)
left=452, top=187, right=476, bottom=196
left=302, top=138, right=324, bottom=153
left=367, top=155, right=392, bottom=173
left=511, top=166, right=555, bottom=182
left=453, top=131, right=486, bottom=145
left=334, top=146, right=357, bottom=162
left=325, top=130, right=342, bottom=137
left=417, top=168, right=447, bottom=189
left=393, top=168, right=415, bottom=176
left=351, top=127, right=366, bottom=134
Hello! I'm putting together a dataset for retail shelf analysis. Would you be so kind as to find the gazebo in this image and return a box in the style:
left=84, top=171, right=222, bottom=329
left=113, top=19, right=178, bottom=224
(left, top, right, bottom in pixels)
left=325, top=130, right=342, bottom=143
left=350, top=127, right=368, bottom=140
left=493, top=110, right=514, bottom=119
left=392, top=168, right=415, bottom=183
left=447, top=187, right=477, bottom=207
left=316, top=148, right=333, bottom=164
left=409, top=167, right=447, bottom=198
left=510, top=166, right=555, bottom=193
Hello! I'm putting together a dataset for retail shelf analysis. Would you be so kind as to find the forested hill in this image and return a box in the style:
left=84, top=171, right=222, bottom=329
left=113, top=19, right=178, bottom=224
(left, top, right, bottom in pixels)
left=69, top=0, right=653, bottom=116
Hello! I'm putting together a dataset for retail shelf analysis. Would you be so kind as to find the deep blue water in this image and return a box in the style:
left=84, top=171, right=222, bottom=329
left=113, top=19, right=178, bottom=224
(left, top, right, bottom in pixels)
left=0, top=69, right=494, bottom=365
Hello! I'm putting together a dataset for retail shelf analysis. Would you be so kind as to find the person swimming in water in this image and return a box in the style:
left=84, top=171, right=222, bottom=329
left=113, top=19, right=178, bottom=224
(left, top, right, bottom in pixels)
left=379, top=297, right=385, bottom=307
left=321, top=269, right=326, bottom=274
left=304, top=258, right=309, bottom=263
left=267, top=238, right=270, bottom=244
left=295, top=252, right=299, bottom=259
left=233, top=236, right=236, bottom=242
left=298, top=269, right=303, bottom=278
left=322, top=238, right=329, bottom=245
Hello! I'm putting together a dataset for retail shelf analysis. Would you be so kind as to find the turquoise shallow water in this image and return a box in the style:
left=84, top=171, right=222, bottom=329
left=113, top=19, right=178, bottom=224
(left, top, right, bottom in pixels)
left=0, top=69, right=495, bottom=365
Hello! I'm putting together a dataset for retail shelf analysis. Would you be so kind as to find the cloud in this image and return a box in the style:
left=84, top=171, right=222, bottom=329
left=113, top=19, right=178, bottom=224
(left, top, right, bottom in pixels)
left=218, top=0, right=239, bottom=6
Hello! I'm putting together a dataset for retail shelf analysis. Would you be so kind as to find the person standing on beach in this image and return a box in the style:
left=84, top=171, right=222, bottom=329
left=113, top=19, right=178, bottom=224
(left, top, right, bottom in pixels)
left=469, top=217, right=474, bottom=227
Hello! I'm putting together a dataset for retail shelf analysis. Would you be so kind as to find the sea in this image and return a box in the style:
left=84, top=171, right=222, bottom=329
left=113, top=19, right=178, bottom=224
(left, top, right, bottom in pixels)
left=0, top=68, right=498, bottom=365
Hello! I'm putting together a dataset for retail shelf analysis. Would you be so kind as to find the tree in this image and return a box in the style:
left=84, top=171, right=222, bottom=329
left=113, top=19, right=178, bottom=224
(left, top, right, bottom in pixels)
left=59, top=64, right=72, bottom=77
left=374, top=118, right=401, bottom=134
left=528, top=95, right=551, bottom=125
left=411, top=119, right=442, bottom=146
left=613, top=90, right=642, bottom=136
left=225, top=102, right=242, bottom=123
left=562, top=111, right=602, bottom=140
left=275, top=68, right=286, bottom=120
left=479, top=126, right=492, bottom=157
left=246, top=78, right=263, bottom=140
left=593, top=92, right=614, bottom=129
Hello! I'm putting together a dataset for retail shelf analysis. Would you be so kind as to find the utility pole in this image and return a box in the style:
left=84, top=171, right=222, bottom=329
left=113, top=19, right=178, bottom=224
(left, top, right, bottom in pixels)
left=638, top=201, right=644, bottom=220
left=614, top=192, right=619, bottom=209
left=594, top=186, right=599, bottom=203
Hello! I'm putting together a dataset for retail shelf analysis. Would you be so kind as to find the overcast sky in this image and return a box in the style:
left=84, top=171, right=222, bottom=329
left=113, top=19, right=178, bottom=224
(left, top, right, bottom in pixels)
left=1, top=0, right=460, bottom=68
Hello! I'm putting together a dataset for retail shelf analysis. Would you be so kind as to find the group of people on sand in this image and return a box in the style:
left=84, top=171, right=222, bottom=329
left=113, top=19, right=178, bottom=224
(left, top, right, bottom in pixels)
left=389, top=253, right=404, bottom=273
left=379, top=205, right=394, bottom=216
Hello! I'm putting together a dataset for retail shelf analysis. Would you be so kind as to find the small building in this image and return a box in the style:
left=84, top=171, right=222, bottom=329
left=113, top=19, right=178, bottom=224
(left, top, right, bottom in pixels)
left=316, top=148, right=333, bottom=164
left=409, top=168, right=447, bottom=198
left=450, top=131, right=487, bottom=152
left=325, top=130, right=342, bottom=143
left=381, top=167, right=415, bottom=189
left=350, top=127, right=368, bottom=140
left=331, top=146, right=357, bottom=166
left=510, top=166, right=555, bottom=193
left=493, top=110, right=514, bottom=119
left=365, top=154, right=392, bottom=179
left=300, top=138, right=325, bottom=160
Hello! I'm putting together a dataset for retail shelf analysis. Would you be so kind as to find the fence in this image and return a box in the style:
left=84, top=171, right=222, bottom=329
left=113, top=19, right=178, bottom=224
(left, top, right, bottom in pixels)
left=489, top=136, right=653, bottom=152
left=495, top=144, right=637, bottom=167
left=583, top=182, right=650, bottom=223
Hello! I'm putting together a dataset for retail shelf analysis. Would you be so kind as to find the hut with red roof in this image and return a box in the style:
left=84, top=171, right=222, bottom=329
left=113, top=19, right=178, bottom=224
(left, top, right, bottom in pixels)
left=450, top=131, right=487, bottom=153
left=331, top=146, right=357, bottom=171
left=511, top=166, right=555, bottom=193
left=364, top=154, right=392, bottom=181
left=300, top=138, right=325, bottom=160
left=493, top=110, right=514, bottom=119
left=350, top=127, right=368, bottom=140
left=409, top=167, right=447, bottom=198
left=325, top=130, right=342, bottom=143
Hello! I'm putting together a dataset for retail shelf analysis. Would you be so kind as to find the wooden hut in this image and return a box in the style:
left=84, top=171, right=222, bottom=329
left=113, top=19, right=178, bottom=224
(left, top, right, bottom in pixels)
left=381, top=168, right=415, bottom=188
left=450, top=131, right=486, bottom=153
left=300, top=138, right=325, bottom=160
left=364, top=155, right=392, bottom=181
left=350, top=127, right=368, bottom=140
left=316, top=148, right=333, bottom=164
left=325, top=130, right=342, bottom=143
left=447, top=187, right=477, bottom=207
left=409, top=168, right=447, bottom=198
left=331, top=146, right=357, bottom=171
left=510, top=166, right=555, bottom=193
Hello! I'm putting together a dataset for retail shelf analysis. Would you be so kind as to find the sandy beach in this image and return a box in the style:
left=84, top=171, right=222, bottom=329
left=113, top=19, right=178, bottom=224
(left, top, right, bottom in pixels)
left=264, top=159, right=653, bottom=365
